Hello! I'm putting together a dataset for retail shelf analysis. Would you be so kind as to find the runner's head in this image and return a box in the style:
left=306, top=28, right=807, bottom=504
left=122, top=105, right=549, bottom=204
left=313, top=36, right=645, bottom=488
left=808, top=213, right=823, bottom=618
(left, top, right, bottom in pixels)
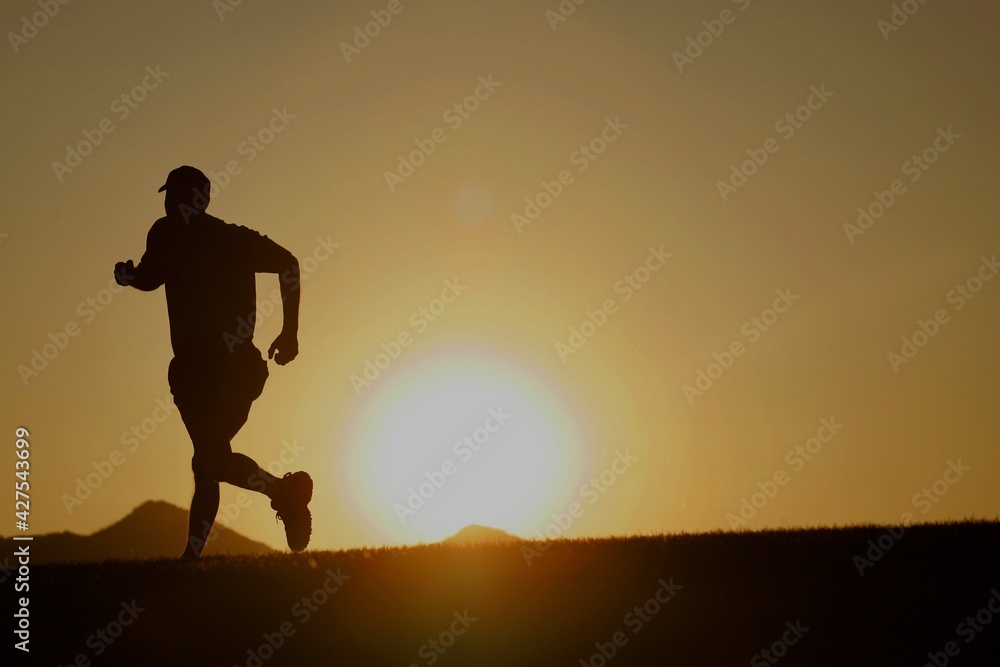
left=158, top=166, right=211, bottom=218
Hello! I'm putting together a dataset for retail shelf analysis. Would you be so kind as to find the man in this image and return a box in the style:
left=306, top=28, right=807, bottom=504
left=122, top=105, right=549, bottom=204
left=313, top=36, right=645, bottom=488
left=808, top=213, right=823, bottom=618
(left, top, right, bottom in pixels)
left=114, top=165, right=312, bottom=558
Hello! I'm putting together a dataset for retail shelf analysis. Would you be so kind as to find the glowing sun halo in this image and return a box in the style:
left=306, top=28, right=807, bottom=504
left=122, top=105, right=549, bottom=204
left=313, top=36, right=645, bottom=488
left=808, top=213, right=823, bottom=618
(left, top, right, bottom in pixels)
left=343, top=351, right=585, bottom=543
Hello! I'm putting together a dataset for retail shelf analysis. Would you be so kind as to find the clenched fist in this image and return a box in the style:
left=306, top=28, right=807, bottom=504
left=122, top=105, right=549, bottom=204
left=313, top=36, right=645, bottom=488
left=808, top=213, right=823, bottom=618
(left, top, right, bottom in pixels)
left=114, top=260, right=136, bottom=286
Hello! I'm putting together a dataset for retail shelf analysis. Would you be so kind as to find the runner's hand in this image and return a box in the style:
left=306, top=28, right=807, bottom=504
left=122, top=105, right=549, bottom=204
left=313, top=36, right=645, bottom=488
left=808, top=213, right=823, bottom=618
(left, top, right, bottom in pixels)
left=268, top=330, right=298, bottom=365
left=115, top=260, right=135, bottom=286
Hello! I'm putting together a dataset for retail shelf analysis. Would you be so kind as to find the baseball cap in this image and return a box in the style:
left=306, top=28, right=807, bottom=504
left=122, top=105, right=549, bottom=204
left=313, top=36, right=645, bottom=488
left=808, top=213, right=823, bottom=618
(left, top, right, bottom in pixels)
left=157, top=166, right=211, bottom=194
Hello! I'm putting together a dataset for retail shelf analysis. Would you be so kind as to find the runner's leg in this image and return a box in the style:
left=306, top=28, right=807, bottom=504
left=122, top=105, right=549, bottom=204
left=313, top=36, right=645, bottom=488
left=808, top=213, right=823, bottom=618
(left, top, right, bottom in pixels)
left=173, top=347, right=281, bottom=557
left=216, top=345, right=280, bottom=496
left=171, top=354, right=231, bottom=558
left=182, top=473, right=219, bottom=559
left=220, top=452, right=280, bottom=493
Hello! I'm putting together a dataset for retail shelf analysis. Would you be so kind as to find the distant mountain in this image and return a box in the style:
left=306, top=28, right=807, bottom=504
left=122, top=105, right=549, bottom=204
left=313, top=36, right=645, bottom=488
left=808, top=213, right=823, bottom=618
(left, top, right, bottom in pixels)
left=1, top=500, right=273, bottom=564
left=443, top=524, right=519, bottom=545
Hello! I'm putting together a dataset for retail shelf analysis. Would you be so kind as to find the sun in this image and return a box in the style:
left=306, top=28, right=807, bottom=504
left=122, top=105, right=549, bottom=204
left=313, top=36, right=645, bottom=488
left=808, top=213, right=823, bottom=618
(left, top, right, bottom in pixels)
left=342, top=350, right=585, bottom=543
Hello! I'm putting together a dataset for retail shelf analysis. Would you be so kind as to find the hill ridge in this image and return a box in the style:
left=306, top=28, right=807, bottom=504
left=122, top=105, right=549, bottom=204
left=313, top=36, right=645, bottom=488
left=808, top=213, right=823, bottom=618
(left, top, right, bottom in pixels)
left=1, top=499, right=273, bottom=564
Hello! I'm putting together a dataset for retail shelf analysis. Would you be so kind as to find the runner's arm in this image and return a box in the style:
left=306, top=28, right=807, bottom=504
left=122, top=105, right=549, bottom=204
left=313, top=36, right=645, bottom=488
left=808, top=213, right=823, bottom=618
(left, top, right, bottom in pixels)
left=270, top=251, right=299, bottom=364
left=241, top=227, right=300, bottom=362
left=116, top=221, right=167, bottom=291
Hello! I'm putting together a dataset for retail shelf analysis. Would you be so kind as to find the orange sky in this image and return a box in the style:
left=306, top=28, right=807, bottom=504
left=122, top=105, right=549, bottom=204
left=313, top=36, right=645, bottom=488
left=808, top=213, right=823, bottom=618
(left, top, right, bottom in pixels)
left=2, top=0, right=998, bottom=550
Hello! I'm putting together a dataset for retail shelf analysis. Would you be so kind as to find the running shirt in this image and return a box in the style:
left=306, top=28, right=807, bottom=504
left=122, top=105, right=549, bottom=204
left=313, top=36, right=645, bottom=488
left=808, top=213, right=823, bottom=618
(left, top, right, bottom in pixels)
left=134, top=213, right=294, bottom=357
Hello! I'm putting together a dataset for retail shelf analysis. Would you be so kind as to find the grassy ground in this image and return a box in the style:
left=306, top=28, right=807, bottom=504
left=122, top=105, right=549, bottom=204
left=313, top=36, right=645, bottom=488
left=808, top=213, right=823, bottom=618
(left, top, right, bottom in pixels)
left=17, top=521, right=1000, bottom=666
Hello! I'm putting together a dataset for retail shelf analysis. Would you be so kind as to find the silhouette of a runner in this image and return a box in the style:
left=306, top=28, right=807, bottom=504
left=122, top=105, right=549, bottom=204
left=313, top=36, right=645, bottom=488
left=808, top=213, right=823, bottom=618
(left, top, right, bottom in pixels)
left=115, top=166, right=312, bottom=557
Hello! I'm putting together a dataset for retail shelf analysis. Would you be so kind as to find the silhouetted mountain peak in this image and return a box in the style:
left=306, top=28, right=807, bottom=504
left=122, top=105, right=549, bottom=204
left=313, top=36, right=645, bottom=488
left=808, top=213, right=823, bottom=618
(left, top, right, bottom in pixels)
left=99, top=499, right=175, bottom=528
left=443, top=525, right=518, bottom=544
left=2, top=500, right=273, bottom=564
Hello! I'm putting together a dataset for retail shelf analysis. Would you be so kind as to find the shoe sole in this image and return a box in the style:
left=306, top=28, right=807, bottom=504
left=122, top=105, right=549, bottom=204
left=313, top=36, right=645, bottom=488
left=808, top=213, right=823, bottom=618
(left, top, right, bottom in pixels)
left=277, top=503, right=311, bottom=552
left=277, top=472, right=313, bottom=552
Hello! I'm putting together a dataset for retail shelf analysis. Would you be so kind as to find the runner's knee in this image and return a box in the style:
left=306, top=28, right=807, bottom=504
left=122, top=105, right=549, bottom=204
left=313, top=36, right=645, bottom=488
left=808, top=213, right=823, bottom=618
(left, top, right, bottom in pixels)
left=192, top=451, right=227, bottom=481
